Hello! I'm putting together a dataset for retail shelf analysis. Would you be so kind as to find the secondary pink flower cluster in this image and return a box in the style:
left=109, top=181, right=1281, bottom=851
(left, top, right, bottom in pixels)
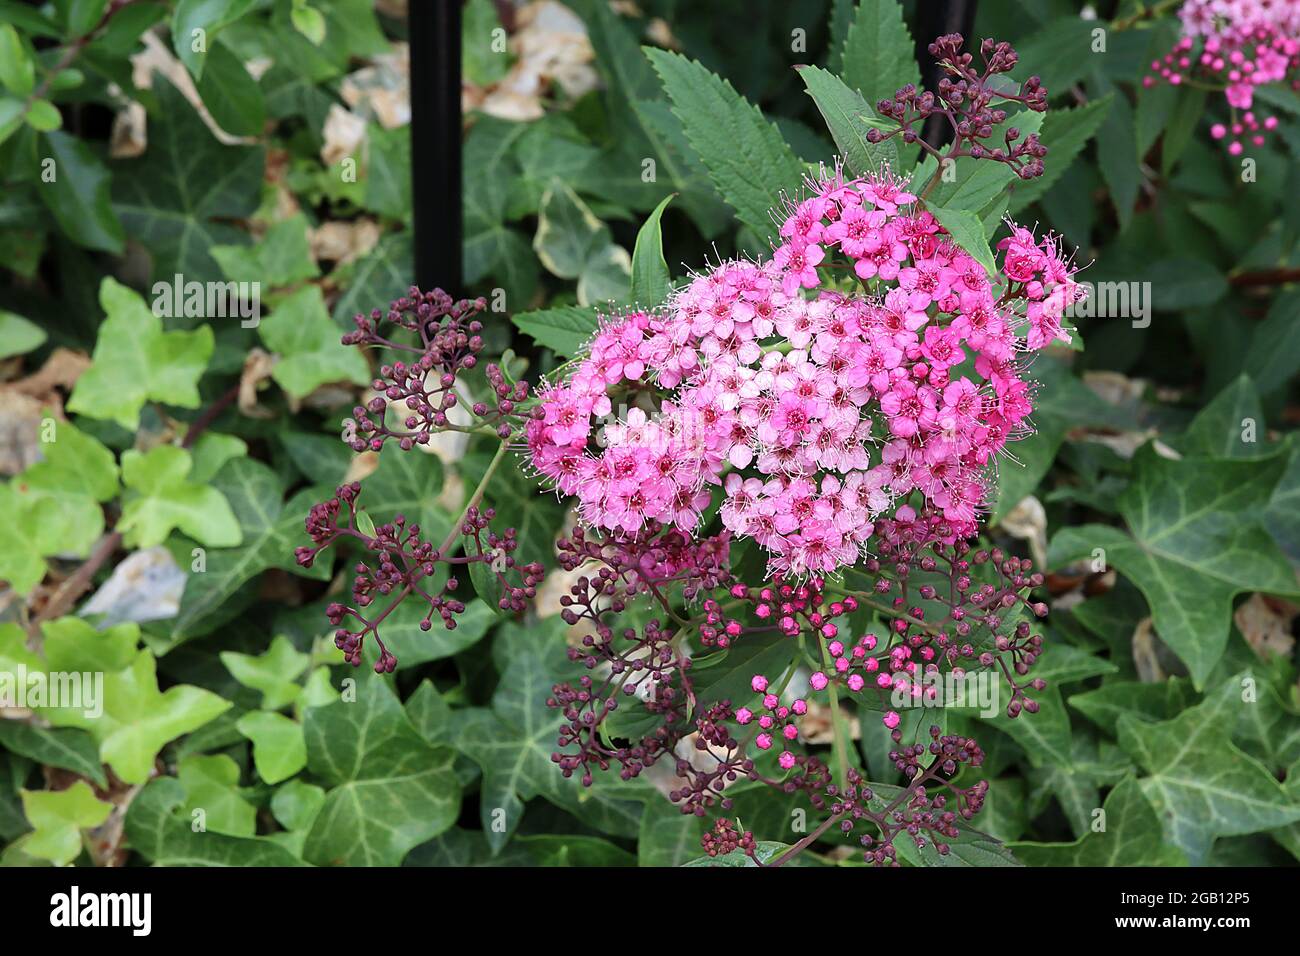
left=1145, top=0, right=1300, bottom=154
left=738, top=674, right=807, bottom=770
left=527, top=167, right=1080, bottom=575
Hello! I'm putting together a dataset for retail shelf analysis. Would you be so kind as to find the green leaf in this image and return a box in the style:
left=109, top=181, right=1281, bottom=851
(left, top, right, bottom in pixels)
left=510, top=304, right=599, bottom=358
left=258, top=285, right=369, bottom=397
left=177, top=753, right=256, bottom=836
left=68, top=277, right=214, bottom=431
left=1181, top=375, right=1264, bottom=459
left=1049, top=445, right=1297, bottom=687
left=38, top=130, right=124, bottom=253
left=0, top=24, right=34, bottom=97
left=628, top=193, right=674, bottom=308
left=24, top=98, right=61, bottom=131
left=1008, top=94, right=1114, bottom=212
left=644, top=48, right=806, bottom=246
left=236, top=711, right=307, bottom=785
left=797, top=65, right=898, bottom=176
left=112, top=75, right=264, bottom=282
left=0, top=723, right=106, bottom=788
left=118, top=444, right=242, bottom=549
left=638, top=795, right=704, bottom=867
left=840, top=0, right=920, bottom=111
left=0, top=310, right=46, bottom=358
left=364, top=123, right=411, bottom=221
left=125, top=776, right=307, bottom=865
left=43, top=650, right=231, bottom=785
left=302, top=672, right=461, bottom=866
left=43, top=618, right=139, bottom=673
left=331, top=231, right=413, bottom=324
left=221, top=634, right=310, bottom=710
left=290, top=1, right=326, bottom=44
left=533, top=180, right=630, bottom=307
left=452, top=618, right=594, bottom=852
left=195, top=40, right=265, bottom=138
left=1117, top=675, right=1300, bottom=863
left=1012, top=776, right=1188, bottom=866
left=172, top=461, right=331, bottom=644
left=930, top=206, right=996, bottom=277
left=19, top=781, right=111, bottom=866
left=172, top=0, right=258, bottom=78
left=210, top=213, right=319, bottom=287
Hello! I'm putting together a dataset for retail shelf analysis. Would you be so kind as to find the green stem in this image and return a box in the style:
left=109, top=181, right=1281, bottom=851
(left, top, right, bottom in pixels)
left=818, top=634, right=851, bottom=793
left=436, top=439, right=510, bottom=557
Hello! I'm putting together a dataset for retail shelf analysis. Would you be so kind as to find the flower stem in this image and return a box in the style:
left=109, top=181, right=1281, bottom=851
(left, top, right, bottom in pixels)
left=436, top=439, right=510, bottom=557
left=819, top=634, right=851, bottom=793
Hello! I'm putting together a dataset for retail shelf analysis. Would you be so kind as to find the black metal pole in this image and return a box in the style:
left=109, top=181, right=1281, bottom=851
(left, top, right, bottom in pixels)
left=409, top=0, right=462, bottom=293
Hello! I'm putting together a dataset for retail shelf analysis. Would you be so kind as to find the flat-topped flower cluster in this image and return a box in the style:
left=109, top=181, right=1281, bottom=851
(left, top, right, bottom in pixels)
left=527, top=167, right=1081, bottom=577
left=1146, top=0, right=1300, bottom=154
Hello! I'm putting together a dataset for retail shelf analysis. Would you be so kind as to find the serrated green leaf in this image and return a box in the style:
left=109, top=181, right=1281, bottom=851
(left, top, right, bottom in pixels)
left=644, top=48, right=805, bottom=247
left=798, top=65, right=898, bottom=176
left=510, top=304, right=599, bottom=357
left=840, top=0, right=920, bottom=112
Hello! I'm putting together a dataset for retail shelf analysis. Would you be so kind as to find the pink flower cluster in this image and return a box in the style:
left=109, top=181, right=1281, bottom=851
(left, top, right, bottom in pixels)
left=527, top=167, right=1080, bottom=575
left=1145, top=0, right=1300, bottom=154
left=738, top=674, right=807, bottom=770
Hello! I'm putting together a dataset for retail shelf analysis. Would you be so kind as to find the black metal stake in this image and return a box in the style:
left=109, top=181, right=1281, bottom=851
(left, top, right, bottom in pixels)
left=409, top=0, right=463, bottom=293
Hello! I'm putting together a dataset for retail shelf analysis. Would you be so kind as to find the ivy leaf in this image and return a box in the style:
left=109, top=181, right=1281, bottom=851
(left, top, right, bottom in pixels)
left=645, top=48, right=806, bottom=246
left=125, top=776, right=307, bottom=866
left=840, top=0, right=920, bottom=112
left=1117, top=674, right=1300, bottom=863
left=236, top=711, right=307, bottom=785
left=195, top=40, right=265, bottom=138
left=211, top=213, right=319, bottom=288
left=220, top=635, right=310, bottom=710
left=0, top=309, right=47, bottom=358
left=358, top=447, right=455, bottom=547
left=533, top=180, right=630, bottom=307
left=38, top=130, right=124, bottom=253
left=510, top=304, right=599, bottom=358
left=628, top=193, right=674, bottom=308
left=258, top=285, right=370, bottom=398
left=172, top=0, right=258, bottom=78
left=1012, top=776, right=1188, bottom=866
left=1180, top=374, right=1264, bottom=459
left=0, top=722, right=106, bottom=789
left=19, top=781, right=112, bottom=866
left=451, top=618, right=587, bottom=853
left=177, top=754, right=256, bottom=837
left=331, top=231, right=413, bottom=324
left=172, top=460, right=332, bottom=643
left=797, top=65, right=899, bottom=177
left=111, top=75, right=264, bottom=283
left=42, top=618, right=139, bottom=673
left=43, top=650, right=232, bottom=785
left=118, top=444, right=243, bottom=549
left=1050, top=445, right=1297, bottom=688
left=68, top=278, right=214, bottom=431
left=0, top=417, right=120, bottom=592
left=638, top=795, right=704, bottom=867
left=302, top=673, right=461, bottom=866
